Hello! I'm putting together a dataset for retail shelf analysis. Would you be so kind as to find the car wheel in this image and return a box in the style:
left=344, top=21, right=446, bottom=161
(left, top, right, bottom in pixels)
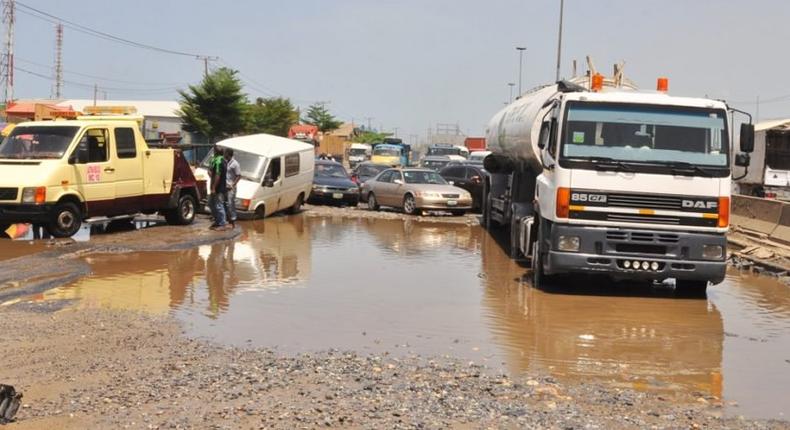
left=367, top=193, right=379, bottom=211
left=403, top=194, right=418, bottom=215
left=47, top=201, right=82, bottom=238
left=288, top=193, right=304, bottom=215
left=165, top=194, right=197, bottom=225
left=675, top=280, right=708, bottom=298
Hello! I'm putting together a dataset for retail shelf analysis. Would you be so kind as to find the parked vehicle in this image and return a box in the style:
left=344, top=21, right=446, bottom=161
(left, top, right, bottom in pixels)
left=348, top=143, right=372, bottom=169
left=360, top=168, right=472, bottom=215
left=439, top=164, right=487, bottom=211
left=308, top=160, right=359, bottom=206
left=464, top=137, right=486, bottom=152
left=371, top=140, right=411, bottom=167
left=733, top=119, right=790, bottom=199
left=469, top=150, right=492, bottom=163
left=196, top=134, right=315, bottom=219
left=351, top=162, right=390, bottom=185
left=426, top=143, right=469, bottom=161
left=0, top=118, right=205, bottom=237
left=483, top=73, right=754, bottom=295
left=420, top=155, right=452, bottom=171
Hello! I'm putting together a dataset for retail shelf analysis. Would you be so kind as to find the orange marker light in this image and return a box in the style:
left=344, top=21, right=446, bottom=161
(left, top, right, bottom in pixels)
left=657, top=77, right=669, bottom=92
left=718, top=197, right=729, bottom=228
left=591, top=73, right=604, bottom=92
left=556, top=187, right=571, bottom=218
left=34, top=187, right=46, bottom=204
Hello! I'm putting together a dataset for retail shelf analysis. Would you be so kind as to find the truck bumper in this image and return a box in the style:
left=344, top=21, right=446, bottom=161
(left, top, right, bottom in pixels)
left=0, top=204, right=54, bottom=224
left=545, top=224, right=727, bottom=284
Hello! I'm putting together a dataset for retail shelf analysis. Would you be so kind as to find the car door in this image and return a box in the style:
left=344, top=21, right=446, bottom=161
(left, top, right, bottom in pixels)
left=69, top=127, right=115, bottom=217
left=262, top=156, right=283, bottom=215
left=368, top=170, right=389, bottom=203
left=381, top=171, right=402, bottom=206
left=111, top=126, right=143, bottom=214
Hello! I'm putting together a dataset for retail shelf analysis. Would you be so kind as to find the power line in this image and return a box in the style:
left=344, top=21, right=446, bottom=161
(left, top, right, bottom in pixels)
left=15, top=56, right=185, bottom=86
left=15, top=1, right=213, bottom=59
left=16, top=66, right=178, bottom=94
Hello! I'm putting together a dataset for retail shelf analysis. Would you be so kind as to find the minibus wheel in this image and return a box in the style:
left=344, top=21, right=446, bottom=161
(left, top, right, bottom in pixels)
left=48, top=202, right=82, bottom=238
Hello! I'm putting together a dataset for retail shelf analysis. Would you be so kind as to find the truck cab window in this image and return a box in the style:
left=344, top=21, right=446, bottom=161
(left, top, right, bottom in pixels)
left=73, top=129, right=109, bottom=164
left=115, top=128, right=137, bottom=159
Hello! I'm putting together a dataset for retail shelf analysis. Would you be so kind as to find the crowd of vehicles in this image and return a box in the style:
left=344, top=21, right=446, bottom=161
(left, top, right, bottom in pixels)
left=195, top=134, right=315, bottom=219
left=482, top=73, right=754, bottom=295
left=0, top=116, right=204, bottom=237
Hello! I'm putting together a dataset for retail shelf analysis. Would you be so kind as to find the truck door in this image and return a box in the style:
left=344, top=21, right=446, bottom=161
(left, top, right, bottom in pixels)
left=69, top=128, right=115, bottom=217
left=110, top=127, right=143, bottom=214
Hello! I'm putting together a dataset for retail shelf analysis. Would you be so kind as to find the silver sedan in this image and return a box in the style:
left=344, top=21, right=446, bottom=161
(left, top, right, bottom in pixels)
left=360, top=168, right=472, bottom=216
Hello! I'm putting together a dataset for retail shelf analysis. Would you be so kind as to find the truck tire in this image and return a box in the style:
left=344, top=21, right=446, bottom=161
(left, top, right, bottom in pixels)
left=165, top=194, right=197, bottom=225
left=367, top=193, right=379, bottom=211
left=531, top=219, right=554, bottom=290
left=47, top=202, right=82, bottom=238
left=403, top=194, right=418, bottom=215
left=510, top=215, right=522, bottom=259
left=675, top=280, right=708, bottom=298
left=288, top=194, right=304, bottom=215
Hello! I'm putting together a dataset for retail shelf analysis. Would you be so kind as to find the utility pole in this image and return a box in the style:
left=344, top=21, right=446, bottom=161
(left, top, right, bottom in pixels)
left=1, top=0, right=15, bottom=105
left=555, top=0, right=564, bottom=82
left=392, top=127, right=399, bottom=137
left=508, top=82, right=515, bottom=103
left=93, top=83, right=98, bottom=106
left=516, top=47, right=526, bottom=96
left=365, top=117, right=373, bottom=131
left=198, top=55, right=219, bottom=78
left=53, top=22, right=63, bottom=99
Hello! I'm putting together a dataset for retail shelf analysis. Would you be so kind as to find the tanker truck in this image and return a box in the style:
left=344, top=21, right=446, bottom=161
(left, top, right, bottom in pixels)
left=482, top=74, right=755, bottom=295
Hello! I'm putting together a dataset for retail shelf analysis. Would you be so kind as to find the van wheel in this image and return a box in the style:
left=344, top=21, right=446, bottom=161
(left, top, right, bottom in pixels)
left=367, top=193, right=379, bottom=211
left=165, top=194, right=196, bottom=225
left=254, top=205, right=266, bottom=219
left=288, top=194, right=304, bottom=215
left=403, top=194, right=418, bottom=215
left=48, top=202, right=82, bottom=238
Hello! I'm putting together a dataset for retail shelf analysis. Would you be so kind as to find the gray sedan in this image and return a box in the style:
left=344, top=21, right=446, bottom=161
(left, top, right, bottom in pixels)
left=360, top=168, right=472, bottom=216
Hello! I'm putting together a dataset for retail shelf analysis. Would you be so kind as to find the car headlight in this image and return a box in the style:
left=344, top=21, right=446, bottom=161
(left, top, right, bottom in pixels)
left=22, top=187, right=46, bottom=204
left=421, top=191, right=441, bottom=198
left=348, top=187, right=359, bottom=193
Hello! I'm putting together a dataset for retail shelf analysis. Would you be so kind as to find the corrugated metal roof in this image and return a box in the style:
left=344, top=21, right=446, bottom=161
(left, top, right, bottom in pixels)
left=57, top=99, right=181, bottom=118
left=755, top=118, right=790, bottom=132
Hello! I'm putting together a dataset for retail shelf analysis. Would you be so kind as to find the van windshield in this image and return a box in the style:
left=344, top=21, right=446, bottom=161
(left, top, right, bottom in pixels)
left=201, top=148, right=267, bottom=181
left=0, top=126, right=80, bottom=160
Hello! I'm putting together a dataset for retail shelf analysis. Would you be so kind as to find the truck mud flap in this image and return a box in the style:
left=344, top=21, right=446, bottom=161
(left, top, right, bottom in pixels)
left=0, top=384, right=22, bottom=424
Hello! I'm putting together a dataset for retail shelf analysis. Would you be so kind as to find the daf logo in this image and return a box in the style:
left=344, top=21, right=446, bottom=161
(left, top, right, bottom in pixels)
left=571, top=193, right=607, bottom=203
left=682, top=200, right=717, bottom=210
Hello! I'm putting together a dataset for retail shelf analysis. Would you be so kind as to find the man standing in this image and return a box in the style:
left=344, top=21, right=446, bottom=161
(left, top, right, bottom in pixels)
left=224, top=148, right=241, bottom=227
left=210, top=148, right=230, bottom=231
left=207, top=146, right=224, bottom=228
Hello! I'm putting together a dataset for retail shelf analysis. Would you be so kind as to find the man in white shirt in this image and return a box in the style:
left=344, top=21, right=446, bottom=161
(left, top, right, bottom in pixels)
left=224, top=148, right=242, bottom=227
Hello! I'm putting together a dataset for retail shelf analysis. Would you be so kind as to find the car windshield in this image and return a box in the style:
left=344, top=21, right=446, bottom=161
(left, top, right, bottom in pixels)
left=427, top=147, right=462, bottom=157
left=374, top=147, right=400, bottom=157
left=403, top=170, right=448, bottom=184
left=0, top=125, right=80, bottom=160
left=561, top=102, right=729, bottom=167
left=316, top=163, right=348, bottom=178
left=358, top=164, right=387, bottom=177
left=200, top=148, right=267, bottom=181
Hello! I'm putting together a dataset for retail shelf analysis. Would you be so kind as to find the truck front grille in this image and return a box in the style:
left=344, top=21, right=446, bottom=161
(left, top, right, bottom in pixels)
left=607, top=193, right=682, bottom=210
left=0, top=187, right=18, bottom=201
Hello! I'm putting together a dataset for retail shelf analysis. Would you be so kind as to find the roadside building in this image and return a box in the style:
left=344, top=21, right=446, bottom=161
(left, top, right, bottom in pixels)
left=57, top=99, right=183, bottom=141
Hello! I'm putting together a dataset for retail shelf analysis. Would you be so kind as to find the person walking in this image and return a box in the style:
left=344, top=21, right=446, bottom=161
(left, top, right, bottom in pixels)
left=210, top=148, right=231, bottom=231
left=224, top=148, right=241, bottom=228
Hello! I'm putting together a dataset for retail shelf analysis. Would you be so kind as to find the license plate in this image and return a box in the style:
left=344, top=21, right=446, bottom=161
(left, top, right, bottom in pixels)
left=447, top=200, right=458, bottom=206
left=332, top=193, right=343, bottom=199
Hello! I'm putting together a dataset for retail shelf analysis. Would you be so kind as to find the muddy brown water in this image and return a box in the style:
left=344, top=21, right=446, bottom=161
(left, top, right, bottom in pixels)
left=10, top=215, right=790, bottom=420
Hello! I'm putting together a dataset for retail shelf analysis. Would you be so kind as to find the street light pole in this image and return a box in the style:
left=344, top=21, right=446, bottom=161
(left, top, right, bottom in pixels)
left=508, top=83, right=515, bottom=103
left=555, top=0, right=564, bottom=82
left=516, top=47, right=526, bottom=96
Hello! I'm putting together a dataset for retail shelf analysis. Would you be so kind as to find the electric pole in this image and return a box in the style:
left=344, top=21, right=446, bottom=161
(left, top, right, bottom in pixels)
left=198, top=55, right=219, bottom=77
left=1, top=0, right=15, bottom=105
left=516, top=47, right=526, bottom=96
left=555, top=0, right=564, bottom=82
left=53, top=22, right=63, bottom=99
left=508, top=82, right=515, bottom=103
left=93, top=83, right=98, bottom=106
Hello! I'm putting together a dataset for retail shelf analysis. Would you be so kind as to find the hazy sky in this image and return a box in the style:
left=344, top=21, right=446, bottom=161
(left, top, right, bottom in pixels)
left=11, top=0, right=790, bottom=139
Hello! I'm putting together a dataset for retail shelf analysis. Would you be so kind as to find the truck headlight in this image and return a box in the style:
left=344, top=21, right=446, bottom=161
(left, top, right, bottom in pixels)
left=557, top=235, right=580, bottom=252
left=22, top=187, right=46, bottom=204
left=702, top=244, right=724, bottom=260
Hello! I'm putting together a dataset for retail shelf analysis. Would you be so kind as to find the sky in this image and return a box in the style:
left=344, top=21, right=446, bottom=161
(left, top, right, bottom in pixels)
left=9, top=0, right=790, bottom=141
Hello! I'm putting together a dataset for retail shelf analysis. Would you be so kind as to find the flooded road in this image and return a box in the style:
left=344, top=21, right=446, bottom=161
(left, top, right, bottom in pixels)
left=16, top=214, right=790, bottom=420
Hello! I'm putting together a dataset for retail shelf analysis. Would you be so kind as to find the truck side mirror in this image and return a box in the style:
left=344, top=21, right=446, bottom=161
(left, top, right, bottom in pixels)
left=740, top=123, right=755, bottom=153
left=735, top=153, right=750, bottom=167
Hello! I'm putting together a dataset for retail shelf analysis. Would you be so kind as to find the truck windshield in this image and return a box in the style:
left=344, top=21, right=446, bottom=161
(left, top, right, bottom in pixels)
left=200, top=148, right=267, bottom=181
left=349, top=148, right=367, bottom=156
left=561, top=102, right=728, bottom=168
left=374, top=148, right=400, bottom=157
left=0, top=125, right=80, bottom=160
left=427, top=147, right=462, bottom=157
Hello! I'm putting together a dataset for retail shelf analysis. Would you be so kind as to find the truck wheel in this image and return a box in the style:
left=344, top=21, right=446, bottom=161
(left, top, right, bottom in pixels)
left=47, top=202, right=82, bottom=238
left=675, top=280, right=708, bottom=298
left=531, top=220, right=554, bottom=290
left=403, top=194, right=418, bottom=215
left=509, top=216, right=522, bottom=259
left=288, top=194, right=304, bottom=215
left=367, top=193, right=380, bottom=211
left=165, top=194, right=197, bottom=225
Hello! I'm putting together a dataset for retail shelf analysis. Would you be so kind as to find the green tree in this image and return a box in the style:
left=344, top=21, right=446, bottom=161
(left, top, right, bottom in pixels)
left=246, top=97, right=299, bottom=137
left=178, top=67, right=247, bottom=142
left=302, top=103, right=343, bottom=132
left=352, top=130, right=392, bottom=143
